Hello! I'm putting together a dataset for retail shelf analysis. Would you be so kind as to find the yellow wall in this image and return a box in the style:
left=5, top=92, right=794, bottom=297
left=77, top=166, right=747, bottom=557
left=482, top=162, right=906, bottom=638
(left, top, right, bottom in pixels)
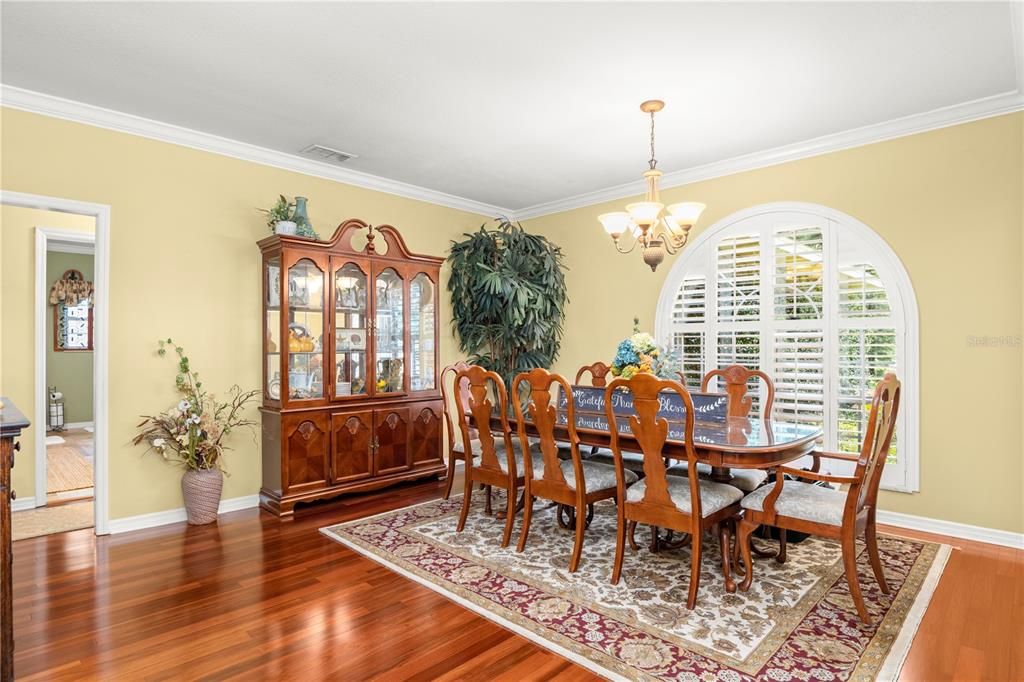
left=523, top=112, right=1024, bottom=534
left=2, top=106, right=1021, bottom=533
left=0, top=206, right=96, bottom=499
left=0, top=107, right=489, bottom=521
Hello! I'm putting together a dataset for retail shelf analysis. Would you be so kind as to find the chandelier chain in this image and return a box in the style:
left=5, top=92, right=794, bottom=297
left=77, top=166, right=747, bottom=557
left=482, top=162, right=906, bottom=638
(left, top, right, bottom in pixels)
left=649, top=111, right=657, bottom=170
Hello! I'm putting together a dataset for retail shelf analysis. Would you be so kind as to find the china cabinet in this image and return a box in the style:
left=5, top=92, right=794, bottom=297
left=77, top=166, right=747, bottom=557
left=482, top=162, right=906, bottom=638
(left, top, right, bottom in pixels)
left=258, top=219, right=444, bottom=517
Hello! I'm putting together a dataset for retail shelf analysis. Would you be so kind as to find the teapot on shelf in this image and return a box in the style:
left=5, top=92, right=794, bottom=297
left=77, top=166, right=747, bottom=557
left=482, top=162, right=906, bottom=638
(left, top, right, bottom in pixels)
left=288, top=323, right=316, bottom=352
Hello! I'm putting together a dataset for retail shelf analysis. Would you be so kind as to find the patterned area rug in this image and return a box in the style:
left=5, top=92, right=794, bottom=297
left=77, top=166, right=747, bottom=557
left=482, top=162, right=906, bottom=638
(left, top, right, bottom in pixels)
left=321, top=494, right=949, bottom=681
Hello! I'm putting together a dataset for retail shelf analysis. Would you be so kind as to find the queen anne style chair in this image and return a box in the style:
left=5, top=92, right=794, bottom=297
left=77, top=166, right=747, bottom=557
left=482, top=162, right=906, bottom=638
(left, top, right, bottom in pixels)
left=440, top=361, right=476, bottom=500
left=574, top=361, right=612, bottom=387
left=454, top=365, right=540, bottom=547
left=668, top=365, right=776, bottom=494
left=512, top=368, right=638, bottom=572
left=605, top=373, right=744, bottom=607
left=737, top=372, right=901, bottom=625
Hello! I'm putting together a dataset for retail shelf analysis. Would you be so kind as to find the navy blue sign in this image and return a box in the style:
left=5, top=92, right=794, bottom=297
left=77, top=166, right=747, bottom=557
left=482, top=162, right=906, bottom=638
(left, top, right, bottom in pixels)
left=559, top=385, right=728, bottom=424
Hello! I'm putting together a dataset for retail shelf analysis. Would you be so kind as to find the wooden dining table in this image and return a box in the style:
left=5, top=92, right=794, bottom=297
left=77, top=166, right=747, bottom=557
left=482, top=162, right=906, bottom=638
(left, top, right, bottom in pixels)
left=493, top=385, right=823, bottom=484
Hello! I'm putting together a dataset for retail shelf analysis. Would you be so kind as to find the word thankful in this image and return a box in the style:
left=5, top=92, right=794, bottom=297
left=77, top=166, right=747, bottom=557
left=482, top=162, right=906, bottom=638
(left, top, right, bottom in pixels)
left=559, top=386, right=728, bottom=424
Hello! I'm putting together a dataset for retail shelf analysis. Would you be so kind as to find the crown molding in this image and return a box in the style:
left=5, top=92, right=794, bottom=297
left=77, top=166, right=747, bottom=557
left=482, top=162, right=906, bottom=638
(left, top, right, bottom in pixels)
left=3, top=83, right=1020, bottom=223
left=0, top=84, right=510, bottom=218
left=510, top=89, right=1024, bottom=221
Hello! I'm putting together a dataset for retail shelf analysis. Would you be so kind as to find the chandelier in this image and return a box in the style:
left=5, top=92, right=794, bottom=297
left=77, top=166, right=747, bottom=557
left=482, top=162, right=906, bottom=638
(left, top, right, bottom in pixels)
left=598, top=100, right=705, bottom=272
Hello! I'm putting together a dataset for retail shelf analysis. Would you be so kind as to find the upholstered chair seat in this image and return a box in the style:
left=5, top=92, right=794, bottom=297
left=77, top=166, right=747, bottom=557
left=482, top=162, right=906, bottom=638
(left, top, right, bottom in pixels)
left=740, top=480, right=845, bottom=526
left=625, top=477, right=743, bottom=516
left=665, top=462, right=768, bottom=493
left=558, top=460, right=638, bottom=491
left=587, top=448, right=647, bottom=473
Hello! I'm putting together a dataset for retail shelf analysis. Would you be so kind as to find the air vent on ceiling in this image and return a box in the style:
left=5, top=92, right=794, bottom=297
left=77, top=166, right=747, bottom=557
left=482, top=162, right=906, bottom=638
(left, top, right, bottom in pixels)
left=300, top=144, right=359, bottom=164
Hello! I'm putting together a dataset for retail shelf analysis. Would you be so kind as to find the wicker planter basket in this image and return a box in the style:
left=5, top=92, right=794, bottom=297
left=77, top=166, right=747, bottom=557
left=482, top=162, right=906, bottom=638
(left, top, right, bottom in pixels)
left=181, top=468, right=223, bottom=525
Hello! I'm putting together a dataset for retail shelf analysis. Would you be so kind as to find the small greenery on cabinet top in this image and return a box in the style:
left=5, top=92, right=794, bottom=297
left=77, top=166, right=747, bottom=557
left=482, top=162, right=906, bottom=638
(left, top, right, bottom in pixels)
left=447, top=218, right=568, bottom=386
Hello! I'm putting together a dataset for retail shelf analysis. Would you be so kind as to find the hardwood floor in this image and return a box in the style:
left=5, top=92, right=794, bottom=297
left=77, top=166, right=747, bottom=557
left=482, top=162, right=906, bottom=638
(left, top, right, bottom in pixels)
left=11, top=473, right=1022, bottom=680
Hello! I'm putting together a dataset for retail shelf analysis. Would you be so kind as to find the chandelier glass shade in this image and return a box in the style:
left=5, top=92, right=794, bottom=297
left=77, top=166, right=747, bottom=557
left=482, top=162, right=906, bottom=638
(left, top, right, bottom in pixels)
left=598, top=100, right=706, bottom=272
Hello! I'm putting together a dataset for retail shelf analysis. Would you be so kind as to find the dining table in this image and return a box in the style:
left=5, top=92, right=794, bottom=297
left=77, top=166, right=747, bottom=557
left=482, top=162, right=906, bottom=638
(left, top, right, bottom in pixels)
left=492, top=384, right=824, bottom=484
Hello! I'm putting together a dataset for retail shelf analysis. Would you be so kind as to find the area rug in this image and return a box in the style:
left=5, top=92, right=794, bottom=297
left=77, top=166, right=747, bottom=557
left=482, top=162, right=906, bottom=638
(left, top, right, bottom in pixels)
left=45, top=435, right=65, bottom=445
left=12, top=501, right=93, bottom=541
left=47, top=445, right=94, bottom=494
left=321, top=494, right=950, bottom=681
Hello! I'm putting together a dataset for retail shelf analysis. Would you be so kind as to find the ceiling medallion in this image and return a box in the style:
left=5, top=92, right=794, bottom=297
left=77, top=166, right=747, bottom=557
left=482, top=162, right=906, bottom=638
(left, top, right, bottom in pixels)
left=598, top=100, right=706, bottom=272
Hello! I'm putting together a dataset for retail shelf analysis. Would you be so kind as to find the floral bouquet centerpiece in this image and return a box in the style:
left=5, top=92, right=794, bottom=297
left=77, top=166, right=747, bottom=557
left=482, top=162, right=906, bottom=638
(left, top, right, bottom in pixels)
left=132, top=339, right=259, bottom=524
left=610, top=317, right=679, bottom=380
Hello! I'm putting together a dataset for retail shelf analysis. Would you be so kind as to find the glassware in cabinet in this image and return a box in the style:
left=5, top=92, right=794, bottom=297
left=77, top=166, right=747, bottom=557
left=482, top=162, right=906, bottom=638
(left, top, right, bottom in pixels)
left=409, top=273, right=436, bottom=391
left=374, top=267, right=405, bottom=394
left=334, top=261, right=369, bottom=397
left=286, top=258, right=325, bottom=400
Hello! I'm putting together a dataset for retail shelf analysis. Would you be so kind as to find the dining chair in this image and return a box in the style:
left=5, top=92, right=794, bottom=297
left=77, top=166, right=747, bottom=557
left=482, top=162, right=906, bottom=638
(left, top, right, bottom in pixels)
left=575, top=361, right=612, bottom=388
left=737, top=372, right=901, bottom=625
left=454, top=365, right=539, bottom=547
left=511, top=368, right=638, bottom=572
left=440, top=361, right=476, bottom=500
left=605, top=373, right=744, bottom=607
left=668, top=364, right=776, bottom=494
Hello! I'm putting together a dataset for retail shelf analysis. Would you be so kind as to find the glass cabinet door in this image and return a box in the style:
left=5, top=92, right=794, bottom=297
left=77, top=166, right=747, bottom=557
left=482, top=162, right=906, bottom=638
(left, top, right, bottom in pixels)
left=333, top=262, right=369, bottom=397
left=374, top=267, right=405, bottom=394
left=265, top=256, right=282, bottom=401
left=286, top=258, right=325, bottom=400
left=409, top=273, right=436, bottom=391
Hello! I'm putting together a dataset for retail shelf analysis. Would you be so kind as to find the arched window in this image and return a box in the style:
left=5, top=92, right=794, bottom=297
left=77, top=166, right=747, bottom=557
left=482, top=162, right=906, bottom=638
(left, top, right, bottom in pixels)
left=655, top=203, right=918, bottom=492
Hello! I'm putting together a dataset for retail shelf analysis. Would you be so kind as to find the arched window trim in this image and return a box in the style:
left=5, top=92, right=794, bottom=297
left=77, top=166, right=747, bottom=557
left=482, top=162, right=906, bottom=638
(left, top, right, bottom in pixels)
left=655, top=202, right=919, bottom=493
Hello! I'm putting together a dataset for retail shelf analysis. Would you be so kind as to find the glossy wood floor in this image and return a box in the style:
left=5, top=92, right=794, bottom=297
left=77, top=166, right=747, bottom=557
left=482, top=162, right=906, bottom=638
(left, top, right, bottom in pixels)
left=11, top=473, right=1023, bottom=681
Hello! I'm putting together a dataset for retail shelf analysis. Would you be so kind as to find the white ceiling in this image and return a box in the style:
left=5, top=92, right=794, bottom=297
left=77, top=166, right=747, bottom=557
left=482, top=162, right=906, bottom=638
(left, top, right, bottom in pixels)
left=2, top=2, right=1021, bottom=214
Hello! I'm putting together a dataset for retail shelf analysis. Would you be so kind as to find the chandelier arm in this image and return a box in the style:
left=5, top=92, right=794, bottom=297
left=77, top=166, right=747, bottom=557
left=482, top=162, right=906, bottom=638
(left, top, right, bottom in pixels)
left=613, top=233, right=641, bottom=254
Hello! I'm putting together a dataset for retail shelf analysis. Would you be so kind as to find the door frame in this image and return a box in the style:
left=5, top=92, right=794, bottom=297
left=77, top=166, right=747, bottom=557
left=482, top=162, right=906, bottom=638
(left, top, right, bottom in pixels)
left=2, top=190, right=111, bottom=535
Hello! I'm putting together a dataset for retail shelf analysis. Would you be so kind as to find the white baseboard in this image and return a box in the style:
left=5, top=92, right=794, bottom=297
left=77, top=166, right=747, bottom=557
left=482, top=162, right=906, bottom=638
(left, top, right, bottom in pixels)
left=62, top=421, right=94, bottom=430
left=11, top=496, right=37, bottom=512
left=107, top=494, right=259, bottom=535
left=878, top=510, right=1024, bottom=550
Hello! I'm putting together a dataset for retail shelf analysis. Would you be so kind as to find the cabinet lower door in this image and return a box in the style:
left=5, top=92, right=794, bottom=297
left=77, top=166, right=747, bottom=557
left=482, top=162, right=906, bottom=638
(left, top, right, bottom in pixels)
left=282, top=412, right=329, bottom=494
left=409, top=401, right=444, bottom=468
left=331, top=410, right=374, bottom=484
left=373, top=406, right=411, bottom=476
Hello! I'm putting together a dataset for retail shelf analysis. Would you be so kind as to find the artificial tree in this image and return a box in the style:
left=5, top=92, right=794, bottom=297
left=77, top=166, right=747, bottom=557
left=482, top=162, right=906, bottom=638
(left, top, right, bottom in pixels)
left=447, top=218, right=568, bottom=386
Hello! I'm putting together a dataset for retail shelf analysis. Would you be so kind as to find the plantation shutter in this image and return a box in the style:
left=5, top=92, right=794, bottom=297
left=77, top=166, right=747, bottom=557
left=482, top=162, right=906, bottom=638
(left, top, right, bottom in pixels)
left=717, top=234, right=760, bottom=322
left=660, top=208, right=913, bottom=492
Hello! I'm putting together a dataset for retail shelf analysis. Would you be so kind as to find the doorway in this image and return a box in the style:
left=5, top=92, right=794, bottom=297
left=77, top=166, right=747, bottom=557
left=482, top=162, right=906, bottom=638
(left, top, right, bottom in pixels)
left=0, top=191, right=110, bottom=537
left=41, top=236, right=96, bottom=535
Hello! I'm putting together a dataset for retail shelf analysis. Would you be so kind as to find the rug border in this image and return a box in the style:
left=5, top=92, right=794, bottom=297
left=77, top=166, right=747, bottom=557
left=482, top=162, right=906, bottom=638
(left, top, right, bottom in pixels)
left=876, top=542, right=951, bottom=680
left=320, top=497, right=953, bottom=681
left=318, top=523, right=628, bottom=682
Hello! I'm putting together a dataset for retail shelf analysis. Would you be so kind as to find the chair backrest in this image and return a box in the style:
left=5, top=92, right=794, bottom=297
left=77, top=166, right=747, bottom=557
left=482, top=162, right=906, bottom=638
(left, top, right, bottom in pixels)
left=575, top=361, right=612, bottom=388
left=453, top=364, right=517, bottom=476
left=604, top=373, right=702, bottom=520
left=440, top=361, right=475, bottom=451
left=511, top=368, right=582, bottom=493
left=848, top=372, right=901, bottom=515
left=699, top=364, right=775, bottom=419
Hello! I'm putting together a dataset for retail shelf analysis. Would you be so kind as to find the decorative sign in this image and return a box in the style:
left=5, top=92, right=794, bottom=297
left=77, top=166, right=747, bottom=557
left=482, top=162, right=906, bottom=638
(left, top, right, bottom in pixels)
left=557, top=412, right=726, bottom=445
left=559, top=385, right=729, bottom=424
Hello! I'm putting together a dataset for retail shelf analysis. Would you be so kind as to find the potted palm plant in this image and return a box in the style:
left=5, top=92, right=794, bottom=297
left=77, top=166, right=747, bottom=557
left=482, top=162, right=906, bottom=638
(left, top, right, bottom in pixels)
left=132, top=339, right=259, bottom=524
